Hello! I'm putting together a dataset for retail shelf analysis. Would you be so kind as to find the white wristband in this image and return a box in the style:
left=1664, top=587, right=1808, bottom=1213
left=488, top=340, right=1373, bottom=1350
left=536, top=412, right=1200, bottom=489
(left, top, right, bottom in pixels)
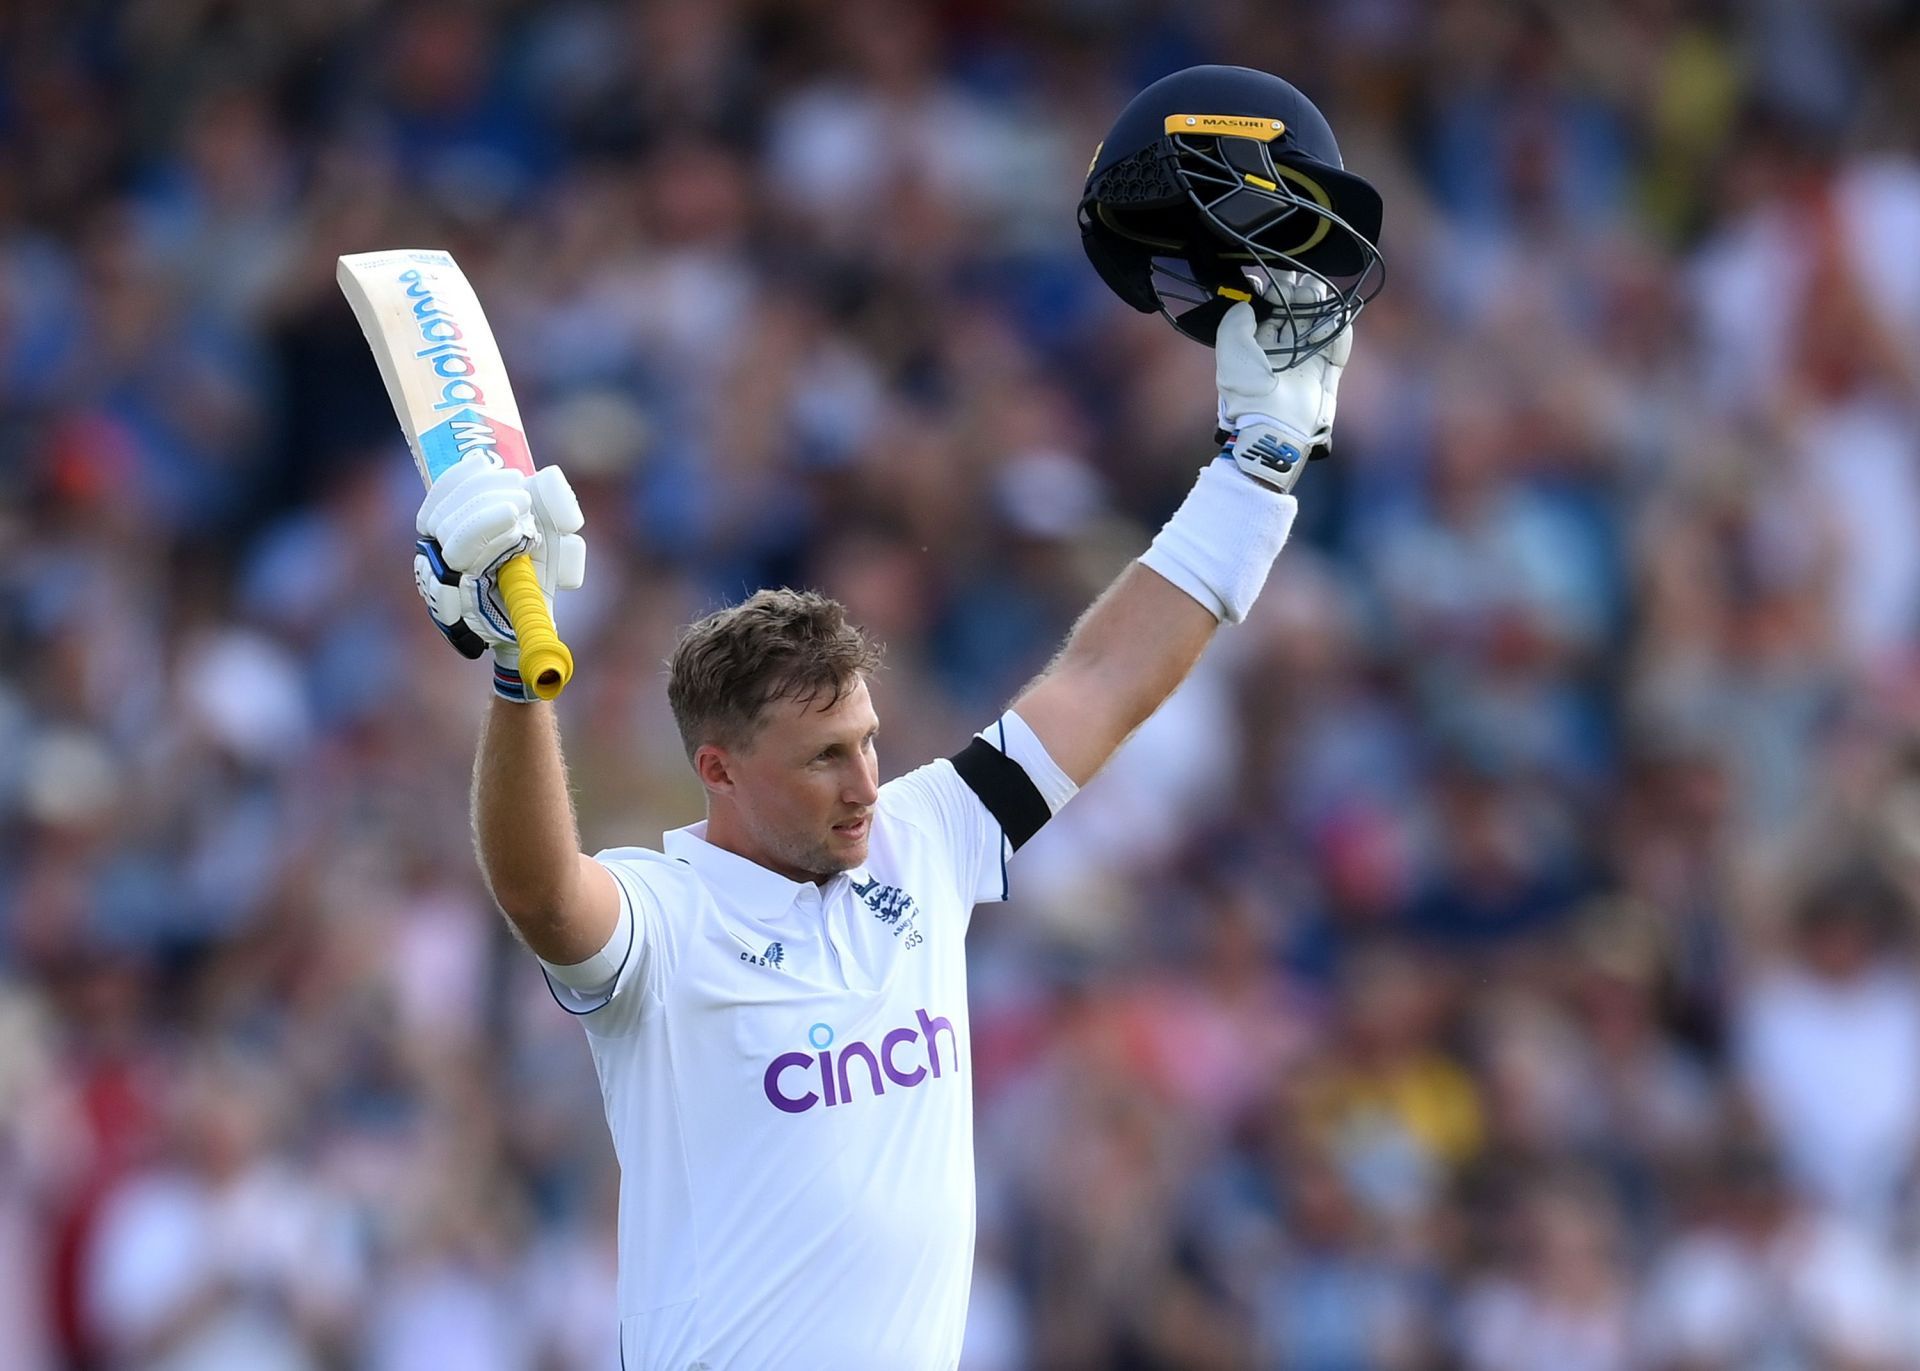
left=1137, top=458, right=1298, bottom=623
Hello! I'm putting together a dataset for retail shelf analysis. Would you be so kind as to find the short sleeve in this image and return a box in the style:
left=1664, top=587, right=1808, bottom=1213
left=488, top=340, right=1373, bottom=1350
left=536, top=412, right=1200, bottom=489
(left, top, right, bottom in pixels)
left=539, top=850, right=677, bottom=1034
left=877, top=759, right=1009, bottom=906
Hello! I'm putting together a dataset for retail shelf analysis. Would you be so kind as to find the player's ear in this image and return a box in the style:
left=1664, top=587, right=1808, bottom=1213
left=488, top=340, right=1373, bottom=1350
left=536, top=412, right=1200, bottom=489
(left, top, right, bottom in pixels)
left=693, top=744, right=735, bottom=795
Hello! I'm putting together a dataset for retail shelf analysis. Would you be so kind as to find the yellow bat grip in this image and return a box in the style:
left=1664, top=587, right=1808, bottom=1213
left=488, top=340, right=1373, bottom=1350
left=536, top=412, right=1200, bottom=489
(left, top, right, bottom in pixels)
left=496, top=554, right=574, bottom=700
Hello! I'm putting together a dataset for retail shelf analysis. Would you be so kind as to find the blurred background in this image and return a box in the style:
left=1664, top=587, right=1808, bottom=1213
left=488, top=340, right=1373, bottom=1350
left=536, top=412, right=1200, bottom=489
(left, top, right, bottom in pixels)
left=7, top=0, right=1920, bottom=1367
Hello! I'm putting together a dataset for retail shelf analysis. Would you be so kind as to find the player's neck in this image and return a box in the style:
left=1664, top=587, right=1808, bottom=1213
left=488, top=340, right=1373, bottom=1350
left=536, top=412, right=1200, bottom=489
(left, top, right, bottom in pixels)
left=703, top=806, right=830, bottom=887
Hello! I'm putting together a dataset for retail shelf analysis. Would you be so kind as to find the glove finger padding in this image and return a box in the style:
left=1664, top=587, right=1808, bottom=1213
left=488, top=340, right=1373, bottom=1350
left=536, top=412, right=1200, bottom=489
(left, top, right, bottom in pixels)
left=1317, top=326, right=1352, bottom=443
left=1257, top=273, right=1347, bottom=360
left=526, top=466, right=587, bottom=593
left=417, top=452, right=539, bottom=574
left=417, top=453, right=520, bottom=534
left=1215, top=300, right=1352, bottom=491
left=526, top=466, right=583, bottom=535
left=441, top=491, right=537, bottom=575
left=1216, top=302, right=1278, bottom=410
left=539, top=532, right=587, bottom=595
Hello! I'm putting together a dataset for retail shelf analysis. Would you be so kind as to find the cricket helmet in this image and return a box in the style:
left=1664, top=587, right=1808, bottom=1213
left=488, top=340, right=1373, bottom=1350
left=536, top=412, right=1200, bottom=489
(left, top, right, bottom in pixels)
left=1080, top=65, right=1384, bottom=367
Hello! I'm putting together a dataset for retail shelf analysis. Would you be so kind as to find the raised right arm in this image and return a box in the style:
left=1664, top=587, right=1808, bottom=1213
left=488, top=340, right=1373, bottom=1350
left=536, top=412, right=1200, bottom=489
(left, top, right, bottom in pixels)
left=410, top=452, right=614, bottom=964
left=472, top=697, right=621, bottom=965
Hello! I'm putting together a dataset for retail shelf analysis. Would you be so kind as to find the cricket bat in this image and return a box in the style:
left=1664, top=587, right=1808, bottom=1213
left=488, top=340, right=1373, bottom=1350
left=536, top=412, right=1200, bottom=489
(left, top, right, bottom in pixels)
left=336, top=248, right=574, bottom=700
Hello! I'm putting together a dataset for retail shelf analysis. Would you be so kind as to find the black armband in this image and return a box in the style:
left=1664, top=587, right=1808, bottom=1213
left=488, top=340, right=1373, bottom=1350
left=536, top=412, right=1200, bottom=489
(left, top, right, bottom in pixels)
left=949, top=737, right=1052, bottom=852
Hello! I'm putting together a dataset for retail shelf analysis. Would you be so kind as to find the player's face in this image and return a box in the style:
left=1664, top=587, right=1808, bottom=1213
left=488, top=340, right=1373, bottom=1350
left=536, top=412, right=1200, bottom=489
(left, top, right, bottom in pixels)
left=728, top=676, right=881, bottom=882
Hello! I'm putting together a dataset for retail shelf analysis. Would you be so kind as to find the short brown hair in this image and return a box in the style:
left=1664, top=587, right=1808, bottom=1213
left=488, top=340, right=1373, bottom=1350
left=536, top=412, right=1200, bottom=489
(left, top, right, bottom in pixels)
left=667, top=589, right=882, bottom=758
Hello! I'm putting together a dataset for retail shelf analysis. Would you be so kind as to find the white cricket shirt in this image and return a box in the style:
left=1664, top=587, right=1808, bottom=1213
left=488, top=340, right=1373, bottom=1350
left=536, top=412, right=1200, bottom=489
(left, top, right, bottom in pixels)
left=547, top=757, right=1008, bottom=1371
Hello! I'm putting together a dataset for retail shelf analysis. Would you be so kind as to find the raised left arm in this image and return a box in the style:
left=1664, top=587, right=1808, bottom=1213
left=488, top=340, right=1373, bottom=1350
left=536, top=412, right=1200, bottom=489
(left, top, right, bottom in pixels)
left=1013, top=562, right=1221, bottom=785
left=1013, top=286, right=1351, bottom=786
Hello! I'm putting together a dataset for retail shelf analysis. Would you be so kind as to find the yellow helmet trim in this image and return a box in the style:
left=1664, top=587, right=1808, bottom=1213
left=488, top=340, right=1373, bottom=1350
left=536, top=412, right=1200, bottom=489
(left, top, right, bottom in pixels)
left=1165, top=114, right=1286, bottom=140
left=1266, top=163, right=1334, bottom=257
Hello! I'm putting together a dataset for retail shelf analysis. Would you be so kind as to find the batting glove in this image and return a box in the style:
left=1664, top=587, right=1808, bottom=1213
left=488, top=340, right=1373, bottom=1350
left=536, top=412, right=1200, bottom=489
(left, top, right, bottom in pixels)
left=413, top=453, right=586, bottom=702
left=1215, top=277, right=1353, bottom=493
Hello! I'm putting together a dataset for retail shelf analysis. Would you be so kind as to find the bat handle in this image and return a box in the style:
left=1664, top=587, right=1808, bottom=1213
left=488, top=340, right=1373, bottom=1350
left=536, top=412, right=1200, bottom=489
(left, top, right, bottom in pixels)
left=496, top=554, right=575, bottom=700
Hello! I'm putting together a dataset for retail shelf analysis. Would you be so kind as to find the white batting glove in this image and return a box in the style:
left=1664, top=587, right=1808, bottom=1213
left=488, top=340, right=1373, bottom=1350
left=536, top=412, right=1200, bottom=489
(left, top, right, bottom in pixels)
left=1215, top=278, right=1353, bottom=493
left=413, top=453, right=586, bottom=701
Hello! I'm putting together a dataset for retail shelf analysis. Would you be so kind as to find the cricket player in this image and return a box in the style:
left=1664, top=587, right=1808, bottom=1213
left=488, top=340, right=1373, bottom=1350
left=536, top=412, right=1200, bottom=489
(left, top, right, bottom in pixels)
left=411, top=282, right=1348, bottom=1369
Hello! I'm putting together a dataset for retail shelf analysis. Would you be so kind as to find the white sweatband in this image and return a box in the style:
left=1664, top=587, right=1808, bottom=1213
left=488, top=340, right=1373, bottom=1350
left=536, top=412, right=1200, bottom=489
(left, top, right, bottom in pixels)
left=538, top=899, right=633, bottom=998
left=975, top=710, right=1078, bottom=814
left=1137, top=457, right=1298, bottom=623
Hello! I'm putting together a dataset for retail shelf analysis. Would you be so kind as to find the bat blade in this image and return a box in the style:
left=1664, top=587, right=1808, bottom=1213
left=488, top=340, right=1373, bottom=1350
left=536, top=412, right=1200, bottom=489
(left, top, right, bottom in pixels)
left=336, top=248, right=574, bottom=699
left=335, top=248, right=534, bottom=484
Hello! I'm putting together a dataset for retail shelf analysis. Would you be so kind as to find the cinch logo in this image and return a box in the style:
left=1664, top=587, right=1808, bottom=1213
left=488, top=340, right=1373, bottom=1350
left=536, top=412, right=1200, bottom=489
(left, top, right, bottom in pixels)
left=762, top=1009, right=958, bottom=1114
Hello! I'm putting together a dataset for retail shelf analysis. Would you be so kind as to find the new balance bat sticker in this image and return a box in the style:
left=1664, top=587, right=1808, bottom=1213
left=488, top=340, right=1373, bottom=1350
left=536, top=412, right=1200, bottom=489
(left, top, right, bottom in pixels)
left=336, top=249, right=574, bottom=699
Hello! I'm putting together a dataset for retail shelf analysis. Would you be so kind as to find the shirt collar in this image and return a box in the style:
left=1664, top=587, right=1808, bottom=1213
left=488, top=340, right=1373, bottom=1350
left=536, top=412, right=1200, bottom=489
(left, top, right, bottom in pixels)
left=664, top=822, right=864, bottom=910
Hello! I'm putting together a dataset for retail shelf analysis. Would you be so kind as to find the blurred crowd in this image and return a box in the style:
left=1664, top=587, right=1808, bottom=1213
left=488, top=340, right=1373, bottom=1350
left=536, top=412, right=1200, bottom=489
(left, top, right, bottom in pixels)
left=8, top=0, right=1920, bottom=1367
